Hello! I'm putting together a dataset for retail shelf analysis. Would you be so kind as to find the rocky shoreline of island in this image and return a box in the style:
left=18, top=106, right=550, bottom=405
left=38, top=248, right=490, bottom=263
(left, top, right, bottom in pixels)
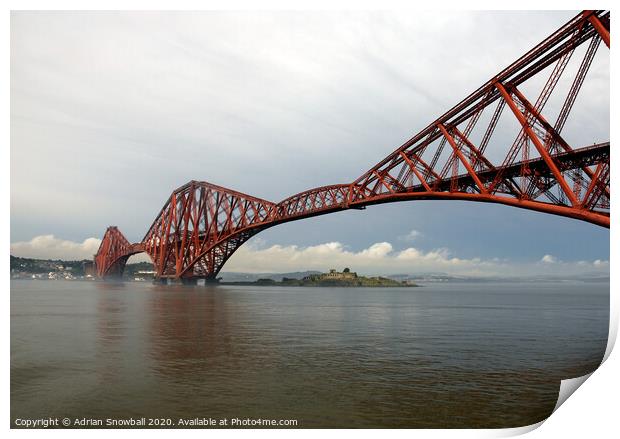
left=221, top=268, right=419, bottom=287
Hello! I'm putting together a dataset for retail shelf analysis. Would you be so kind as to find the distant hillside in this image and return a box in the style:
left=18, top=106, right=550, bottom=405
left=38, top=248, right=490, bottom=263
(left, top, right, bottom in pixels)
left=11, top=255, right=90, bottom=276
left=10, top=255, right=319, bottom=281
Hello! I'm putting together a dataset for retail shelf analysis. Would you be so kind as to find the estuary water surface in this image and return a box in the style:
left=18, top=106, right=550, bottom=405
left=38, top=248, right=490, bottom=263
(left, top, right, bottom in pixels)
left=11, top=280, right=608, bottom=428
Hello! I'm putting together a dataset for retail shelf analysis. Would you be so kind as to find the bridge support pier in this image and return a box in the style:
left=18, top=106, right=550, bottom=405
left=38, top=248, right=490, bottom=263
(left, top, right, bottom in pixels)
left=155, top=277, right=200, bottom=286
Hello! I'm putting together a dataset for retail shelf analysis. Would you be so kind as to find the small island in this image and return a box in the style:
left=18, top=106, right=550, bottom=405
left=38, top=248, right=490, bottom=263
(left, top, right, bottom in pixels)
left=222, top=268, right=419, bottom=287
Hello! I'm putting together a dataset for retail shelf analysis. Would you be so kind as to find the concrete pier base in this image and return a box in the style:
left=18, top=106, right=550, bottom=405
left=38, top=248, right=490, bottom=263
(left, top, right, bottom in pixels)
left=154, top=277, right=220, bottom=286
left=170, top=277, right=197, bottom=286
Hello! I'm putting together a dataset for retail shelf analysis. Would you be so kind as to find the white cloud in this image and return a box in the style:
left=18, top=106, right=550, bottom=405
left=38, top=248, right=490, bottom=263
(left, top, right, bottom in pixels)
left=225, top=241, right=609, bottom=277
left=400, top=229, right=422, bottom=242
left=541, top=254, right=558, bottom=264
left=225, top=240, right=494, bottom=275
left=10, top=235, right=101, bottom=260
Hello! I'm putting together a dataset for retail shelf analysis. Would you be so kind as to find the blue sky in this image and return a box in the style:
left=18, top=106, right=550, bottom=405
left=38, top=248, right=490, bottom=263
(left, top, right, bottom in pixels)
left=10, top=10, right=609, bottom=275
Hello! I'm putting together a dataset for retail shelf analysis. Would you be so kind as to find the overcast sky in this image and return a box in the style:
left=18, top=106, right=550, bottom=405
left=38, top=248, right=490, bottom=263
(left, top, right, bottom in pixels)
left=10, top=10, right=609, bottom=276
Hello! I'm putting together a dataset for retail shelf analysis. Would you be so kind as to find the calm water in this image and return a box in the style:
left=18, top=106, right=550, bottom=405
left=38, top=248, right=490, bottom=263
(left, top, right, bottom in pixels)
left=11, top=280, right=608, bottom=428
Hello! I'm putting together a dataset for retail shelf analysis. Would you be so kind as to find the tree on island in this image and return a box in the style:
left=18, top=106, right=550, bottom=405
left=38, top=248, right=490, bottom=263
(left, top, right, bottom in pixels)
left=343, top=267, right=350, bottom=273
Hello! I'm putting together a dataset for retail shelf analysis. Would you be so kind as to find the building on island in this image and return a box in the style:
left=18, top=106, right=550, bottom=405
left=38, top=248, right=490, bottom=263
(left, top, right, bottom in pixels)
left=303, top=268, right=358, bottom=282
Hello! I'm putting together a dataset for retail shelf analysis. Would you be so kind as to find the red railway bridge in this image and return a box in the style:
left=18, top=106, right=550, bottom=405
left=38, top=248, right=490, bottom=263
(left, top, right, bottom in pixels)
left=95, top=10, right=610, bottom=284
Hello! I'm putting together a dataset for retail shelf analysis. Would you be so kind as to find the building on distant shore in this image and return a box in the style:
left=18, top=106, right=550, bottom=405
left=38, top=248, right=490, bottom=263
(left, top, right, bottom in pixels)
left=303, top=268, right=357, bottom=282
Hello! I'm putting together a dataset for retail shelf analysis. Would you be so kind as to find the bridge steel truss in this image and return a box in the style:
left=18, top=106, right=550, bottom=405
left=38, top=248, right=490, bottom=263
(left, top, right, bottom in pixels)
left=94, top=10, right=610, bottom=282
